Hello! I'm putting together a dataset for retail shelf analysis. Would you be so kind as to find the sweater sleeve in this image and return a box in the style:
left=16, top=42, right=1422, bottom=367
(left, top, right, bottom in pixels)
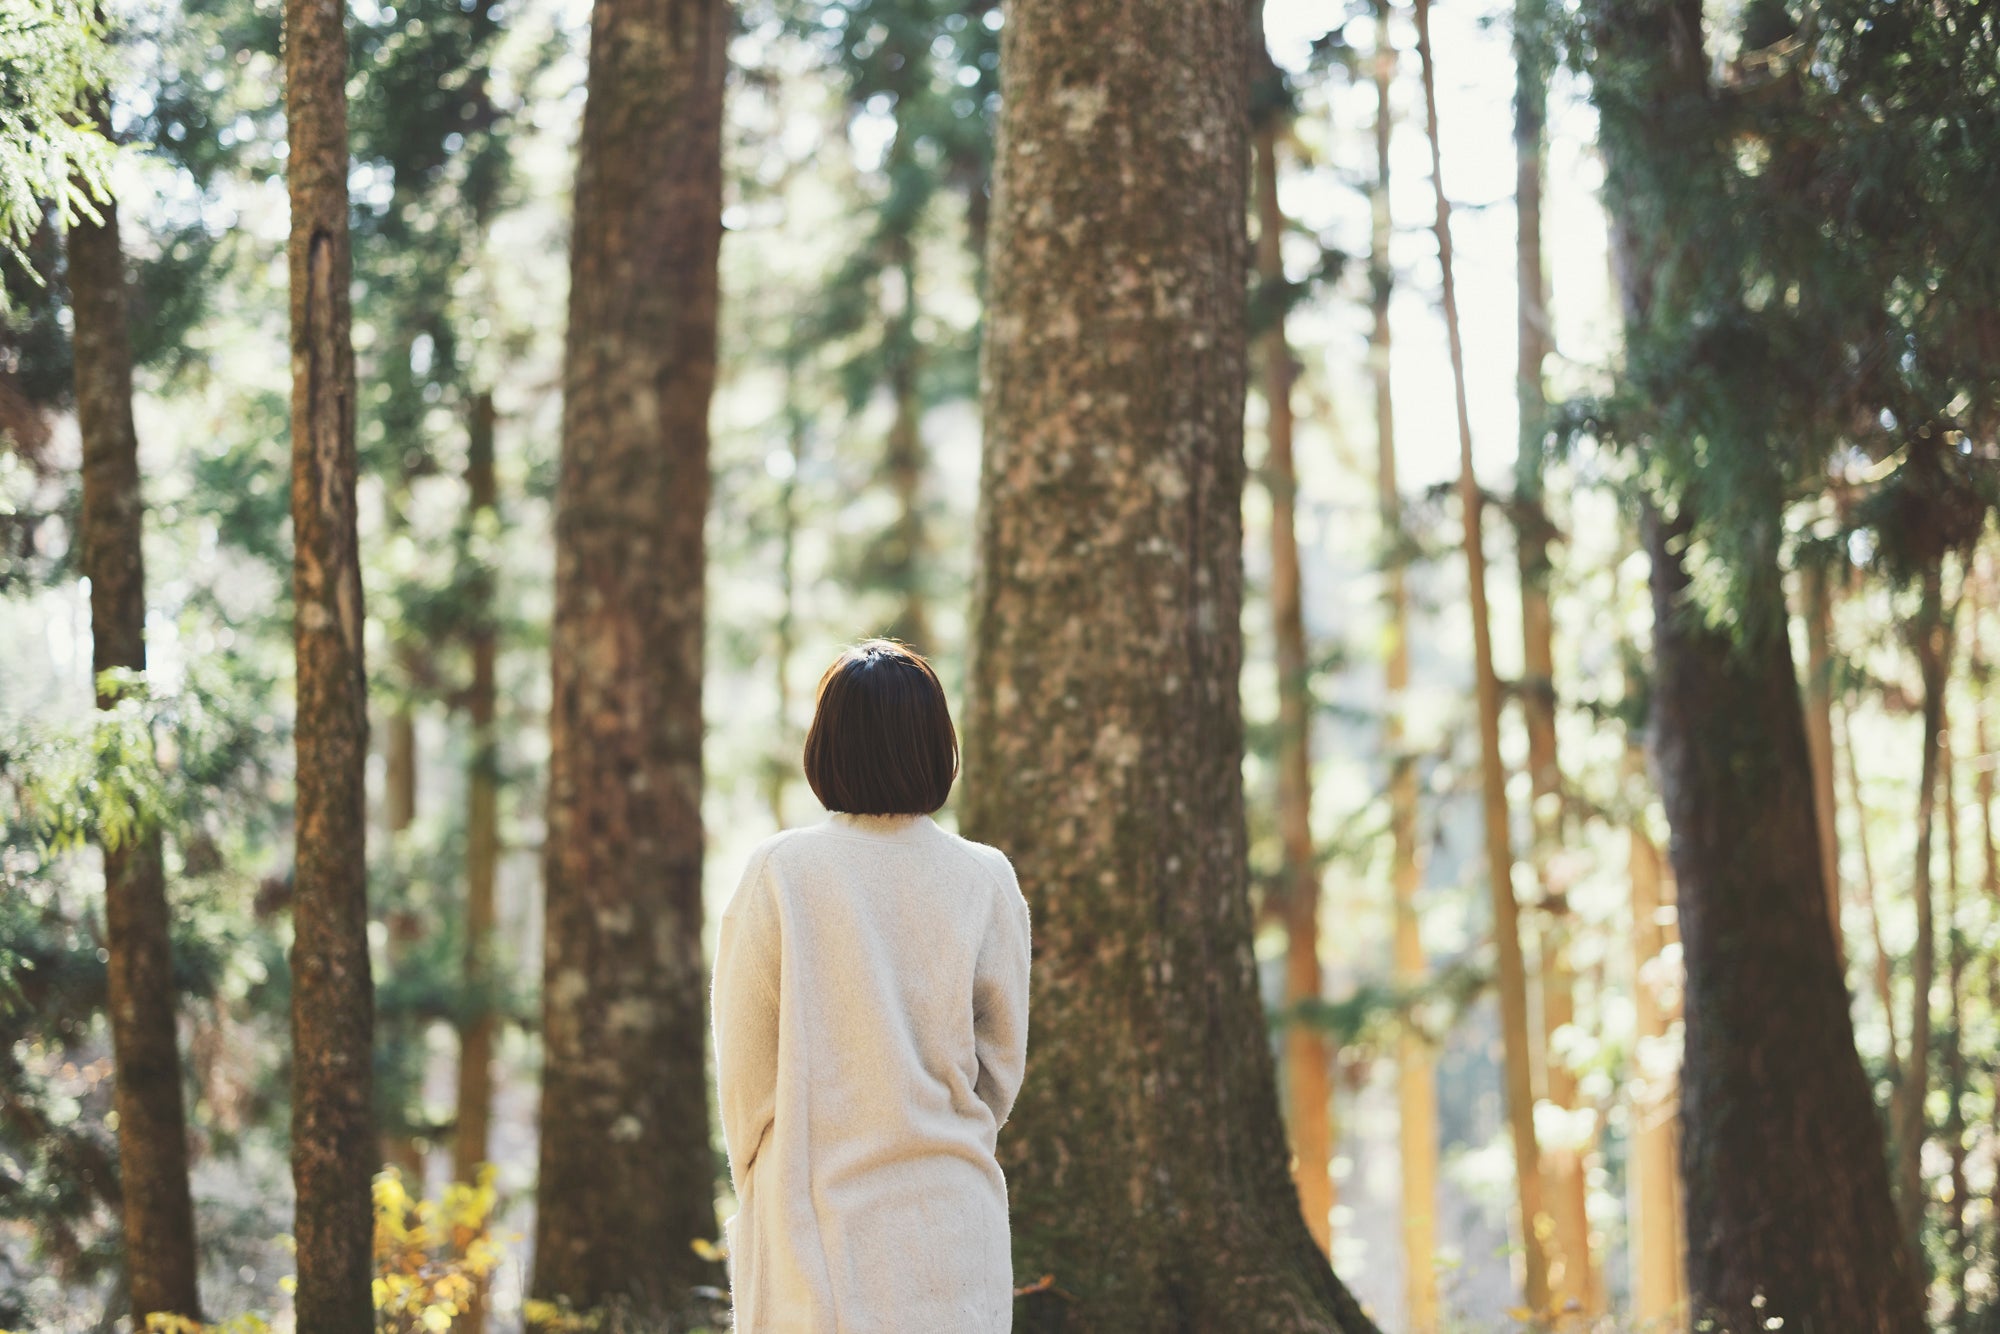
left=972, top=853, right=1031, bottom=1129
left=713, top=845, right=782, bottom=1193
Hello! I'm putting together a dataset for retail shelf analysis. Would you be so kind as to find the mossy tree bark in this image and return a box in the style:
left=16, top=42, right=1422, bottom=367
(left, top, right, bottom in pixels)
left=71, top=193, right=203, bottom=1325
left=285, top=0, right=377, bottom=1322
left=962, top=1, right=1378, bottom=1328
left=532, top=0, right=727, bottom=1315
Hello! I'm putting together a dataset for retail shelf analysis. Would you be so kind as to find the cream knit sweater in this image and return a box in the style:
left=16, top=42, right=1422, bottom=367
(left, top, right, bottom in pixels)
left=712, top=812, right=1032, bottom=1333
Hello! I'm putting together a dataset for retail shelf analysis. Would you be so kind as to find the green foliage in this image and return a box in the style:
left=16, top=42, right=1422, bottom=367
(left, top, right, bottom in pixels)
left=0, top=0, right=115, bottom=277
left=1575, top=0, right=2000, bottom=630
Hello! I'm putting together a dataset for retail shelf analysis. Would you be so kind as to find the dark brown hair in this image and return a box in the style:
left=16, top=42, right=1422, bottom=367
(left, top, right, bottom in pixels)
left=803, top=639, right=958, bottom=815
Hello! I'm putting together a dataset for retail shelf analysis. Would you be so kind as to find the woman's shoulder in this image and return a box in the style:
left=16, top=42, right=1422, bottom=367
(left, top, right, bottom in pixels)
left=934, top=829, right=1026, bottom=909
left=722, top=828, right=809, bottom=917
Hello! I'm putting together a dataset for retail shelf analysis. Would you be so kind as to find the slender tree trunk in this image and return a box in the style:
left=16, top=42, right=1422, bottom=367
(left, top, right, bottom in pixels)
left=1413, top=0, right=1550, bottom=1311
left=71, top=193, right=203, bottom=1325
left=1942, top=697, right=1969, bottom=1322
left=883, top=234, right=929, bottom=651
left=963, top=1, right=1378, bottom=1327
left=1841, top=699, right=1902, bottom=1076
left=452, top=392, right=499, bottom=1334
left=1256, top=101, right=1335, bottom=1260
left=1369, top=9, right=1438, bottom=1327
left=1975, top=589, right=2000, bottom=1274
left=381, top=613, right=424, bottom=1183
left=532, top=0, right=727, bottom=1314
left=768, top=357, right=804, bottom=828
left=454, top=390, right=499, bottom=1189
left=1803, top=563, right=1846, bottom=969
left=386, top=682, right=417, bottom=833
left=1894, top=560, right=1949, bottom=1250
left=286, top=0, right=376, bottom=1320
left=1511, top=4, right=1597, bottom=1314
left=1623, top=740, right=1683, bottom=1327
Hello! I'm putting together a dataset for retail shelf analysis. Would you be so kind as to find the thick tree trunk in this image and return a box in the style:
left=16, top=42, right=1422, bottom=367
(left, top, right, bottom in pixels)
left=285, top=0, right=377, bottom=1321
left=1624, top=741, right=1684, bottom=1326
left=532, top=0, right=727, bottom=1315
left=71, top=195, right=203, bottom=1325
left=1369, top=15, right=1438, bottom=1327
left=963, top=2, right=1378, bottom=1328
left=1511, top=5, right=1598, bottom=1315
left=1256, top=110, right=1335, bottom=1260
left=453, top=392, right=499, bottom=1334
left=1594, top=0, right=1923, bottom=1323
left=1893, top=561, right=1948, bottom=1251
left=1413, top=0, right=1550, bottom=1311
left=1643, top=507, right=1923, bottom=1334
left=1802, top=563, right=1846, bottom=969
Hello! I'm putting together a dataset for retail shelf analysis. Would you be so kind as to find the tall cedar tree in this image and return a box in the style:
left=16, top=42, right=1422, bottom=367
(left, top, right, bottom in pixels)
left=452, top=391, right=501, bottom=1334
left=285, top=0, right=376, bottom=1322
left=71, top=195, right=203, bottom=1321
left=1252, top=29, right=1336, bottom=1258
left=1366, top=11, right=1439, bottom=1326
left=962, top=1, right=1378, bottom=1328
left=533, top=0, right=728, bottom=1313
left=1411, top=0, right=1550, bottom=1310
left=453, top=390, right=500, bottom=1190
left=1511, top=0, right=1600, bottom=1310
left=1590, top=0, right=1924, bottom=1326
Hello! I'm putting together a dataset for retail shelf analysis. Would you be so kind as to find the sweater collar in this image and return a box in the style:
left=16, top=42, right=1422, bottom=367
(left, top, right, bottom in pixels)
left=824, top=812, right=937, bottom=842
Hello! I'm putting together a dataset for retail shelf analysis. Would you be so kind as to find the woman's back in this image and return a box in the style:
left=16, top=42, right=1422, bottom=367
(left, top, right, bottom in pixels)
left=714, top=811, right=1030, bottom=1333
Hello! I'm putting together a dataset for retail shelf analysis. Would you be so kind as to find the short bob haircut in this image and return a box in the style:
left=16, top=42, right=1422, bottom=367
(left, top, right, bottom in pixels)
left=803, top=639, right=958, bottom=815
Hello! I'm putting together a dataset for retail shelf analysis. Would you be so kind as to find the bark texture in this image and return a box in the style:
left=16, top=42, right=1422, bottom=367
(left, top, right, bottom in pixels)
left=1413, top=0, right=1549, bottom=1309
left=533, top=0, right=727, bottom=1313
left=286, top=0, right=377, bottom=1323
left=1255, top=110, right=1335, bottom=1260
left=72, top=196, right=203, bottom=1324
left=963, top=2, right=1377, bottom=1328
left=1368, top=16, right=1438, bottom=1325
